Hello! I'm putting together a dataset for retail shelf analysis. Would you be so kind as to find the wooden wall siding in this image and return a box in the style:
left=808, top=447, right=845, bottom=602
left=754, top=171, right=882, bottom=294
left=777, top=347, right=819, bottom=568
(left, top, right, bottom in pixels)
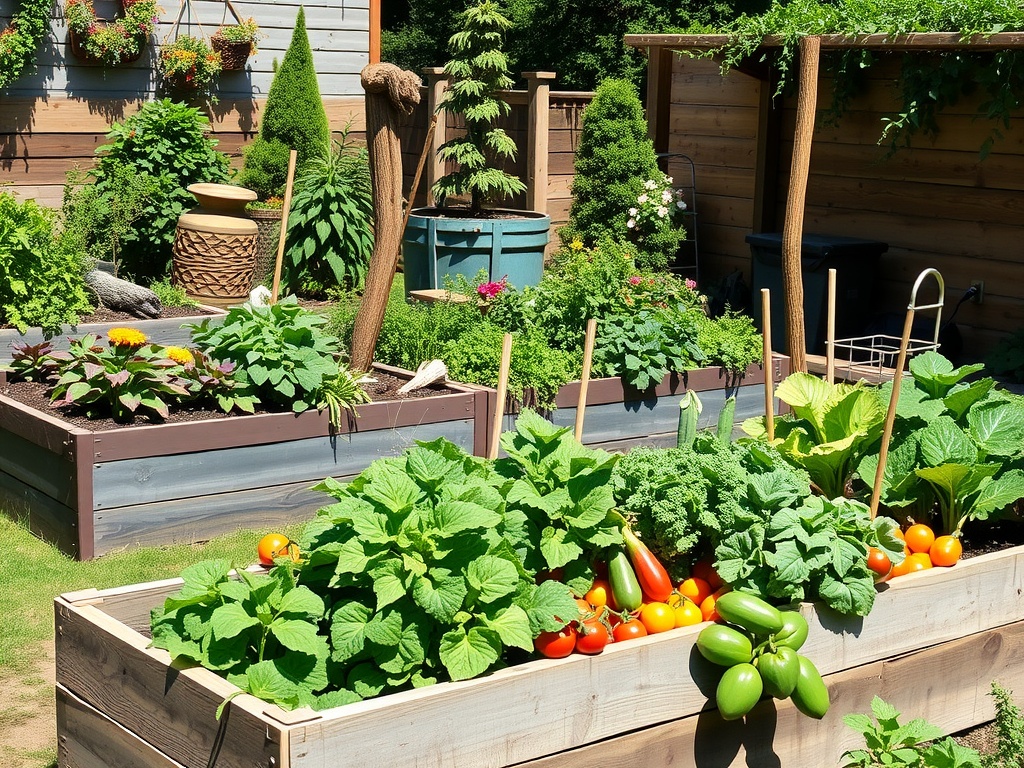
left=665, top=52, right=1024, bottom=353
left=0, top=0, right=368, bottom=207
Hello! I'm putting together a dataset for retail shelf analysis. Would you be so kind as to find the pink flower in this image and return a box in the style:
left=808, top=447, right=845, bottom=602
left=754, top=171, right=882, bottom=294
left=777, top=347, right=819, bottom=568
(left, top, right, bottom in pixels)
left=477, top=277, right=508, bottom=300
left=685, top=278, right=697, bottom=290
left=628, top=276, right=642, bottom=286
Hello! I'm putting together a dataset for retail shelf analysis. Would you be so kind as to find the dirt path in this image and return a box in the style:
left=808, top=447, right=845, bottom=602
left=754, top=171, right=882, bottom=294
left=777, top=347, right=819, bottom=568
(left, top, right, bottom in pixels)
left=1, top=641, right=57, bottom=768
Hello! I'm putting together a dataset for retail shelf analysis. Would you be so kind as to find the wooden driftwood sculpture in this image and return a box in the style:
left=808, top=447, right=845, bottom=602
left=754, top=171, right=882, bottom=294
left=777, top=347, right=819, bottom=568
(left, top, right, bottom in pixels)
left=84, top=269, right=162, bottom=318
left=350, top=62, right=421, bottom=373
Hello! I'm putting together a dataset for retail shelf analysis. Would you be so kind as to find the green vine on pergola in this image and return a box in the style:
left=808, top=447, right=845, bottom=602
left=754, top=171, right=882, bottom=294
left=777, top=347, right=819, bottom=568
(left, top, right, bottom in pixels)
left=0, top=0, right=53, bottom=90
left=694, top=0, right=1024, bottom=155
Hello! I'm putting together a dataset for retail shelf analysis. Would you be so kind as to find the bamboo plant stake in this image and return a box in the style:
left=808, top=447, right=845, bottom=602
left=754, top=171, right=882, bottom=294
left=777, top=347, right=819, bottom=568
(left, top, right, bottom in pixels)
left=574, top=318, right=598, bottom=442
left=761, top=288, right=775, bottom=442
left=488, top=333, right=514, bottom=460
left=826, top=268, right=837, bottom=382
left=270, top=149, right=298, bottom=304
left=869, top=307, right=917, bottom=520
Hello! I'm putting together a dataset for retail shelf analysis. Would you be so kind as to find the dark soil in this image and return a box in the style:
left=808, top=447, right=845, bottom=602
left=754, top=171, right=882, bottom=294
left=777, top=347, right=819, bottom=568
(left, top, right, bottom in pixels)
left=0, top=372, right=460, bottom=431
left=0, top=304, right=219, bottom=331
left=958, top=517, right=1024, bottom=559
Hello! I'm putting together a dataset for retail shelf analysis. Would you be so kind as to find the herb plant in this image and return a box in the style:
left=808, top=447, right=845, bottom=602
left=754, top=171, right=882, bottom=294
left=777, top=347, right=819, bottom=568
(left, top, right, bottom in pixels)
left=284, top=132, right=374, bottom=296
left=985, top=682, right=1024, bottom=768
left=187, top=298, right=346, bottom=414
left=0, top=192, right=92, bottom=334
left=840, top=696, right=981, bottom=768
left=432, top=1, right=526, bottom=214
left=593, top=306, right=705, bottom=391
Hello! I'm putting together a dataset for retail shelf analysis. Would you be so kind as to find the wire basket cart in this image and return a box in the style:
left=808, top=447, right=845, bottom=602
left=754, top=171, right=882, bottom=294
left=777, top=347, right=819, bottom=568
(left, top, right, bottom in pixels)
left=826, top=268, right=945, bottom=383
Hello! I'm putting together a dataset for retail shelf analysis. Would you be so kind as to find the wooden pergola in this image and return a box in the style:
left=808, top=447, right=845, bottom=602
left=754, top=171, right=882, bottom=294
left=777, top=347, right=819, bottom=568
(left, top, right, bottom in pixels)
left=625, top=32, right=1024, bottom=373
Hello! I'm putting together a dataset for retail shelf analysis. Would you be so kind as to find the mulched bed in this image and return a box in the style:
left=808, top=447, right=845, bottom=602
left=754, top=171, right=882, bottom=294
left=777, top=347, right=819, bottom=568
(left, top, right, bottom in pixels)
left=0, top=372, right=460, bottom=431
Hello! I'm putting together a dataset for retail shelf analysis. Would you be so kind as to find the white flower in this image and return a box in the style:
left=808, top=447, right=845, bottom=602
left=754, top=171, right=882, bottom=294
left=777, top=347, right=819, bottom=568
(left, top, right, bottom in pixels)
left=676, top=200, right=687, bottom=210
left=524, top=299, right=536, bottom=308
left=661, top=190, right=673, bottom=204
left=644, top=179, right=658, bottom=190
left=637, top=194, right=648, bottom=205
left=627, top=218, right=636, bottom=229
left=657, top=206, right=669, bottom=218
left=665, top=176, right=673, bottom=185
left=628, top=207, right=638, bottom=217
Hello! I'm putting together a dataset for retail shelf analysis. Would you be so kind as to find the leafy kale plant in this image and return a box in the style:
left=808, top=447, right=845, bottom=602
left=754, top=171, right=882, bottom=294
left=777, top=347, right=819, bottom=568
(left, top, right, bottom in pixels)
left=841, top=696, right=981, bottom=768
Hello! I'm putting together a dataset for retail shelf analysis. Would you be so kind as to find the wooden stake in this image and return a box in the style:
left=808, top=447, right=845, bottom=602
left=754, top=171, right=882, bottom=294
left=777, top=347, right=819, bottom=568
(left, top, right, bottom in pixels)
left=574, top=318, right=598, bottom=442
left=869, top=307, right=916, bottom=520
left=489, top=333, right=513, bottom=460
left=761, top=288, right=775, bottom=442
left=270, top=149, right=298, bottom=304
left=398, top=116, right=437, bottom=268
left=826, top=268, right=836, bottom=382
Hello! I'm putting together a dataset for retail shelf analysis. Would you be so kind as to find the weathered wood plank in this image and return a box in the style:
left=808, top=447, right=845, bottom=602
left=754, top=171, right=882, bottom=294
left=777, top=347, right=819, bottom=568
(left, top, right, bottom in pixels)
left=57, top=685, right=186, bottom=768
left=0, top=469, right=79, bottom=557
left=54, top=599, right=284, bottom=768
left=0, top=426, right=76, bottom=505
left=92, top=477, right=333, bottom=556
left=92, top=419, right=476, bottom=508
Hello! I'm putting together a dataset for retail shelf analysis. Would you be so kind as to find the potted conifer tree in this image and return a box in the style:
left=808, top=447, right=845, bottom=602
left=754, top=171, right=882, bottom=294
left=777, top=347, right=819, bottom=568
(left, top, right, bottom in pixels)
left=402, top=0, right=550, bottom=294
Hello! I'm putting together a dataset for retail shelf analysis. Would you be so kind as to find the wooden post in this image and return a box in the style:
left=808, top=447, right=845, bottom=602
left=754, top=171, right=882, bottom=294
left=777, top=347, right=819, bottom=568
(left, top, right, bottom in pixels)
left=270, top=149, right=297, bottom=304
left=489, top=333, right=514, bottom=460
left=422, top=67, right=448, bottom=206
left=368, top=0, right=380, bottom=64
left=780, top=35, right=822, bottom=374
left=524, top=71, right=555, bottom=214
left=350, top=64, right=422, bottom=372
left=643, top=45, right=675, bottom=152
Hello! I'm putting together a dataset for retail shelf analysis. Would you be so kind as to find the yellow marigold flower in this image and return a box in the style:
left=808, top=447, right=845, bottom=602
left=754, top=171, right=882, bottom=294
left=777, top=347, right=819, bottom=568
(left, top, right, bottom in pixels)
left=108, top=327, right=147, bottom=348
left=165, top=346, right=195, bottom=366
left=570, top=237, right=584, bottom=251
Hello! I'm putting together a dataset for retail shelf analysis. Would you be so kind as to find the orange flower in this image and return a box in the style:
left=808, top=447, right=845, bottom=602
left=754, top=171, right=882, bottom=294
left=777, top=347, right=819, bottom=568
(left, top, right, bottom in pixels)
left=164, top=346, right=195, bottom=366
left=107, top=327, right=147, bottom=348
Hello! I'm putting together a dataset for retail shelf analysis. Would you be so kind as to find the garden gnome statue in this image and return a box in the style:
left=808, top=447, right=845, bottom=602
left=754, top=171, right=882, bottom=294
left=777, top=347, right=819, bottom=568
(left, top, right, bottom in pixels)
left=350, top=62, right=421, bottom=372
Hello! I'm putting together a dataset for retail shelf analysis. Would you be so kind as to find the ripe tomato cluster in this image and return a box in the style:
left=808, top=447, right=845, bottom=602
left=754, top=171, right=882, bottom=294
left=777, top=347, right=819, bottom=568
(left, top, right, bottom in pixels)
left=867, top=523, right=962, bottom=581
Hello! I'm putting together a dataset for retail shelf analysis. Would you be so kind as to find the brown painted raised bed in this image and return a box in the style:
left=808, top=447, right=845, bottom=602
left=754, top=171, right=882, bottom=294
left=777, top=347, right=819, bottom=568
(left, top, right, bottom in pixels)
left=0, top=364, right=488, bottom=559
left=53, top=544, right=1024, bottom=767
left=488, top=355, right=790, bottom=450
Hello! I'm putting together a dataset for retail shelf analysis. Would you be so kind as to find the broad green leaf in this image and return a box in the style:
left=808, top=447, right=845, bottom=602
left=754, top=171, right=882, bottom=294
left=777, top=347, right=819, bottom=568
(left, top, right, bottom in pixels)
left=908, top=352, right=984, bottom=397
left=312, top=689, right=362, bottom=711
left=538, top=526, right=584, bottom=570
left=412, top=571, right=467, bottom=623
left=972, top=469, right=1024, bottom=518
left=918, top=417, right=977, bottom=467
left=438, top=626, right=502, bottom=681
left=364, top=608, right=403, bottom=647
left=363, top=465, right=422, bottom=513
left=968, top=401, right=1024, bottom=459
left=329, top=601, right=372, bottom=663
left=818, top=570, right=875, bottom=616
left=775, top=372, right=833, bottom=433
left=277, top=586, right=325, bottom=619
left=269, top=618, right=329, bottom=658
left=769, top=539, right=812, bottom=585
left=347, top=662, right=392, bottom=698
left=243, top=660, right=300, bottom=709
left=276, top=651, right=329, bottom=695
left=346, top=507, right=394, bottom=545
left=369, top=558, right=408, bottom=611
left=375, top=619, right=428, bottom=675
left=466, top=555, right=519, bottom=603
left=943, top=379, right=994, bottom=421
left=430, top=499, right=502, bottom=537
left=210, top=602, right=260, bottom=640
left=480, top=604, right=533, bottom=651
left=523, top=579, right=579, bottom=634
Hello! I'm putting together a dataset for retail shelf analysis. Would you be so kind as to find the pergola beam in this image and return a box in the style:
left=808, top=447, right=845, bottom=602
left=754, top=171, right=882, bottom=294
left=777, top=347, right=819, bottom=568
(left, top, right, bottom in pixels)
left=625, top=31, right=1024, bottom=51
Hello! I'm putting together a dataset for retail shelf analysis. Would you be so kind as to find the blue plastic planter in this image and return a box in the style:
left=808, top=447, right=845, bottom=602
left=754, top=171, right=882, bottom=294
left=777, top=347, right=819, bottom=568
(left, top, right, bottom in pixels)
left=402, top=207, right=550, bottom=293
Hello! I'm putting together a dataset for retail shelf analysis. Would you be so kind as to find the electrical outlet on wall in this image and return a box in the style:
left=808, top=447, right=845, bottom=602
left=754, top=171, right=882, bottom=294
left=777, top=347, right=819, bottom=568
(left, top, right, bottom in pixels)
left=970, top=280, right=984, bottom=304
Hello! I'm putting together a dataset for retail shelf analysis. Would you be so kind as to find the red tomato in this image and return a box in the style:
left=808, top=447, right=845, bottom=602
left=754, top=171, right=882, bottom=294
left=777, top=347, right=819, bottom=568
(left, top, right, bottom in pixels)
left=692, top=557, right=724, bottom=590
left=575, top=619, right=611, bottom=655
left=867, top=547, right=892, bottom=578
left=534, top=626, right=578, bottom=658
left=612, top=619, right=648, bottom=643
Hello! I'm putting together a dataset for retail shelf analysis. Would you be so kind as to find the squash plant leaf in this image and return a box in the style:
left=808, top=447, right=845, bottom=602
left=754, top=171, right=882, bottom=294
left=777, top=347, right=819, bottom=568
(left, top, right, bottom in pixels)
left=438, top=626, right=503, bottom=681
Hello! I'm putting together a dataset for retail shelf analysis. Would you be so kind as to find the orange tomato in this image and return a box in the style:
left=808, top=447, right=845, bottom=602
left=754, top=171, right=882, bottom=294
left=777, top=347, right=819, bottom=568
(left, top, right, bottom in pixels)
left=905, top=523, right=936, bottom=554
left=257, top=533, right=296, bottom=565
left=893, top=527, right=905, bottom=541
left=585, top=579, right=612, bottom=609
left=692, top=558, right=724, bottom=591
left=866, top=547, right=892, bottom=579
left=678, top=576, right=712, bottom=607
left=929, top=535, right=963, bottom=567
left=639, top=602, right=676, bottom=634
left=673, top=598, right=704, bottom=628
left=908, top=552, right=933, bottom=571
left=700, top=586, right=730, bottom=622
left=889, top=556, right=914, bottom=578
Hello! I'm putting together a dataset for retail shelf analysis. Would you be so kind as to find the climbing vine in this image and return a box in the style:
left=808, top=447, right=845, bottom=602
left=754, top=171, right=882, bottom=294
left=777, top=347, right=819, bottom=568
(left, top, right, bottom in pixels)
left=0, top=0, right=53, bottom=89
left=704, top=0, right=1024, bottom=154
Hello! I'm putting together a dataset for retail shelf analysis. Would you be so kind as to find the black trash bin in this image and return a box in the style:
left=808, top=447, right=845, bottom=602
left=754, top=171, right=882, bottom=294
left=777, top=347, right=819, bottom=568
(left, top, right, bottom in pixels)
left=747, top=232, right=888, bottom=355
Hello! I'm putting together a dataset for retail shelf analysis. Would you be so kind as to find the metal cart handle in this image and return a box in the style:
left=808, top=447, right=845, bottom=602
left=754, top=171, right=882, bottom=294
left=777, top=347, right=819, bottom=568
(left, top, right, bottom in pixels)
left=909, top=268, right=945, bottom=348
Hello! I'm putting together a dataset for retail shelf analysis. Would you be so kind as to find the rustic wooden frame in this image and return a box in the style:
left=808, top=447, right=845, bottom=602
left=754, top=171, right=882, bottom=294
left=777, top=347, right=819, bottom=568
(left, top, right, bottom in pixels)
left=54, top=543, right=1024, bottom=767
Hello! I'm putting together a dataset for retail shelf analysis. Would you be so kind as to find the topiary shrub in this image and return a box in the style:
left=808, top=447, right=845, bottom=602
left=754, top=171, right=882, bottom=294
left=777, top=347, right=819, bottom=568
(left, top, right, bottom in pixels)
left=0, top=192, right=93, bottom=334
left=568, top=78, right=683, bottom=271
left=239, top=7, right=331, bottom=199
left=90, top=99, right=231, bottom=284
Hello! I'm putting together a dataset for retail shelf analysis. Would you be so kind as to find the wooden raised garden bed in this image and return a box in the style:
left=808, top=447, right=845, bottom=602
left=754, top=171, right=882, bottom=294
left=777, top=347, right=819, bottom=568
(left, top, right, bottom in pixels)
left=0, top=364, right=489, bottom=559
left=495, top=355, right=790, bottom=450
left=0, top=305, right=227, bottom=361
left=54, top=543, right=1024, bottom=767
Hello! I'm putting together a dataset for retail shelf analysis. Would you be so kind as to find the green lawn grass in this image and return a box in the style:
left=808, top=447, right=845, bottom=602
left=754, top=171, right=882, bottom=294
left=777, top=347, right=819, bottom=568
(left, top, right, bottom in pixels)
left=0, top=512, right=303, bottom=768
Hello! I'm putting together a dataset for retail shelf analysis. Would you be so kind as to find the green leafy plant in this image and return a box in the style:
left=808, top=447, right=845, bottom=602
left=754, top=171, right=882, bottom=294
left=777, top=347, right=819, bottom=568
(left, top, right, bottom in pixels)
left=715, top=495, right=905, bottom=616
left=5, top=340, right=60, bottom=382
left=0, top=192, right=93, bottom=334
left=213, top=17, right=261, bottom=45
left=567, top=78, right=676, bottom=271
left=48, top=330, right=190, bottom=422
left=431, top=1, right=526, bottom=214
left=91, top=100, right=231, bottom=284
left=744, top=372, right=887, bottom=499
left=283, top=132, right=374, bottom=296
left=985, top=328, right=1024, bottom=384
left=985, top=682, right=1024, bottom=768
left=239, top=8, right=331, bottom=199
left=840, top=695, right=981, bottom=767
left=177, top=349, right=259, bottom=415
left=157, top=35, right=223, bottom=99
left=698, top=309, right=763, bottom=377
left=65, top=0, right=157, bottom=67
left=318, top=368, right=373, bottom=428
left=0, top=0, right=53, bottom=88
left=148, top=278, right=199, bottom=308
left=187, top=297, right=345, bottom=414
left=593, top=306, right=705, bottom=390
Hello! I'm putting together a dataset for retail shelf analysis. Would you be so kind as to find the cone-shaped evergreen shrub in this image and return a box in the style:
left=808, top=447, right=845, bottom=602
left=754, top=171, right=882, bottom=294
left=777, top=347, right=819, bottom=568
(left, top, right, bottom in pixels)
left=240, top=7, right=330, bottom=198
left=568, top=78, right=683, bottom=271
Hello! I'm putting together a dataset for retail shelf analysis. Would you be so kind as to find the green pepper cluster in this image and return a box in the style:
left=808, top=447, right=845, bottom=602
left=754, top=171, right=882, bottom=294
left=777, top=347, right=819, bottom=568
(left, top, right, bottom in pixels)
left=695, top=591, right=830, bottom=721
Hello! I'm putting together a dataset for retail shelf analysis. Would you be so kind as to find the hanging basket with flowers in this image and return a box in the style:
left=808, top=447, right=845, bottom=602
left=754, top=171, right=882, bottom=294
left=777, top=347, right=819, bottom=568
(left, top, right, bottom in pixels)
left=64, top=0, right=158, bottom=67
left=211, top=16, right=260, bottom=70
left=157, top=33, right=221, bottom=98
